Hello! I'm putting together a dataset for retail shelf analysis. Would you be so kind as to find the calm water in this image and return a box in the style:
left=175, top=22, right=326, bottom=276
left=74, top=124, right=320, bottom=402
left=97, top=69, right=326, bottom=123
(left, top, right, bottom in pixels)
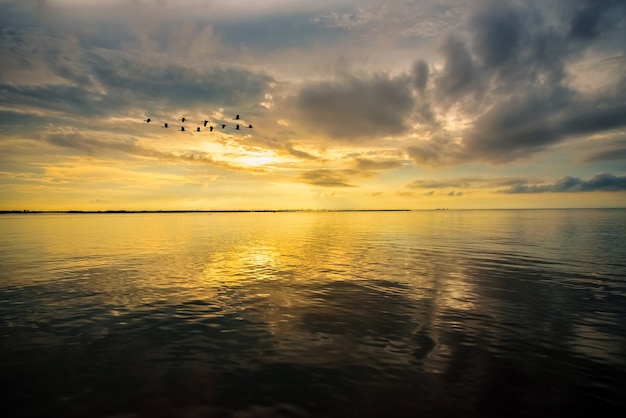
left=1, top=210, right=625, bottom=417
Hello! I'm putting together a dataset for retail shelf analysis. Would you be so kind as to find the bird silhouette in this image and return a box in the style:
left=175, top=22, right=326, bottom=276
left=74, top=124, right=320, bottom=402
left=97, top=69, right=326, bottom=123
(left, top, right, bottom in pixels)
left=142, top=113, right=254, bottom=134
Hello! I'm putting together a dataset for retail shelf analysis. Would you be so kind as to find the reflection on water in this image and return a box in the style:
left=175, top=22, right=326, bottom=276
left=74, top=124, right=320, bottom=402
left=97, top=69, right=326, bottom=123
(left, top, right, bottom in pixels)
left=1, top=210, right=625, bottom=417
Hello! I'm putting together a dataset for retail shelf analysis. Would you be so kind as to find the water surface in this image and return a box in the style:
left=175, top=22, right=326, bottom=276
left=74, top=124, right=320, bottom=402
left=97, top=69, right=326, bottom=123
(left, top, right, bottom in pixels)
left=1, top=210, right=625, bottom=417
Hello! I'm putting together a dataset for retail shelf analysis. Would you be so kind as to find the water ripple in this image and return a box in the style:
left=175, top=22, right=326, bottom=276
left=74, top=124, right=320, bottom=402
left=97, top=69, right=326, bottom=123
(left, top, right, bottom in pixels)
left=1, top=210, right=625, bottom=417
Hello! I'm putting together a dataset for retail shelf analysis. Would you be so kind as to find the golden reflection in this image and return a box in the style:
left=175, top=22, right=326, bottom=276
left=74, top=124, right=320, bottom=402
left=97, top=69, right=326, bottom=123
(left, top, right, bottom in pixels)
left=200, top=243, right=285, bottom=284
left=439, top=269, right=478, bottom=312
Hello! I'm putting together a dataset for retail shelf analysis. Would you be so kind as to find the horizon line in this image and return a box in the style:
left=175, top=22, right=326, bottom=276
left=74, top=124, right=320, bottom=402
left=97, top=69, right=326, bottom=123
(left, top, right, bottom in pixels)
left=2, top=207, right=625, bottom=214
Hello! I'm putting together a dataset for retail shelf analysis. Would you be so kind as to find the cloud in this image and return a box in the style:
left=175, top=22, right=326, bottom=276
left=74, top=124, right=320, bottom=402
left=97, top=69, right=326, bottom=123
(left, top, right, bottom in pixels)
left=283, top=143, right=319, bottom=160
left=244, top=134, right=320, bottom=161
left=469, top=2, right=522, bottom=69
left=462, top=86, right=626, bottom=163
left=292, top=72, right=414, bottom=140
left=411, top=59, right=429, bottom=93
left=405, top=172, right=626, bottom=196
left=559, top=99, right=626, bottom=137
left=436, top=35, right=476, bottom=102
left=498, top=173, right=626, bottom=193
left=0, top=51, right=274, bottom=125
left=568, top=0, right=625, bottom=41
left=313, top=10, right=377, bottom=30
left=461, top=90, right=568, bottom=162
left=299, top=169, right=356, bottom=187
left=41, top=131, right=270, bottom=173
left=407, top=178, right=473, bottom=189
left=45, top=132, right=141, bottom=156
left=406, top=176, right=531, bottom=189
left=312, top=1, right=464, bottom=40
left=355, top=158, right=403, bottom=171
left=436, top=0, right=626, bottom=164
left=0, top=9, right=274, bottom=121
left=584, top=146, right=626, bottom=163
left=2, top=0, right=626, bottom=211
left=406, top=136, right=463, bottom=167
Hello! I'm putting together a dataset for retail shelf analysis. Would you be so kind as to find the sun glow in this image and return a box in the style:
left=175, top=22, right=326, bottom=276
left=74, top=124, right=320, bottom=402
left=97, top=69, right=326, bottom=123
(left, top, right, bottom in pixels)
left=195, top=140, right=283, bottom=168
left=235, top=152, right=281, bottom=167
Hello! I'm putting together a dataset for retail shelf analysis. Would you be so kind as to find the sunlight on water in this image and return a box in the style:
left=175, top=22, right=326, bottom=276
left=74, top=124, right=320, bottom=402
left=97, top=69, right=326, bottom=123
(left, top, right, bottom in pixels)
left=1, top=210, right=625, bottom=417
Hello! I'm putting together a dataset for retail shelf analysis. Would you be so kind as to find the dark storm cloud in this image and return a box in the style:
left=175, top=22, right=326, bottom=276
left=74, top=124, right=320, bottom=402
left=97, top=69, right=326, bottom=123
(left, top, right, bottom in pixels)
left=429, top=0, right=626, bottom=165
left=293, top=73, right=414, bottom=140
left=412, top=59, right=429, bottom=93
left=584, top=147, right=626, bottom=163
left=469, top=1, right=578, bottom=95
left=499, top=173, right=626, bottom=193
left=568, top=0, right=625, bottom=41
left=559, top=100, right=626, bottom=137
left=461, top=89, right=570, bottom=162
left=469, top=2, right=521, bottom=68
left=463, top=88, right=626, bottom=163
left=436, top=36, right=476, bottom=101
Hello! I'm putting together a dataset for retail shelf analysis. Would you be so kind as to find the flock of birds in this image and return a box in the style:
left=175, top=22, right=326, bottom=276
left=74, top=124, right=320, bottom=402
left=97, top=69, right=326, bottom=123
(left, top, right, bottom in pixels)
left=144, top=114, right=253, bottom=132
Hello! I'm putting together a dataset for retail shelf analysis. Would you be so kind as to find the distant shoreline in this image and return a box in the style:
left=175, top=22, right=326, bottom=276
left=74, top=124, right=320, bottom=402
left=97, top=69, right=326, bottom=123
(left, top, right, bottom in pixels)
left=0, top=209, right=414, bottom=214
left=1, top=208, right=624, bottom=214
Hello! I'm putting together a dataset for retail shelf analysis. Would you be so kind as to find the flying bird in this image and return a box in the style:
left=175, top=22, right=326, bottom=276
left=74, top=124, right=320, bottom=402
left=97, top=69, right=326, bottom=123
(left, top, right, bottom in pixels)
left=141, top=112, right=253, bottom=134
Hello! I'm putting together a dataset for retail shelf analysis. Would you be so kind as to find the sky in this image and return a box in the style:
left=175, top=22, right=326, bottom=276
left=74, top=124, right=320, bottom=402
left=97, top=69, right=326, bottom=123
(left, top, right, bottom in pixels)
left=1, top=0, right=625, bottom=210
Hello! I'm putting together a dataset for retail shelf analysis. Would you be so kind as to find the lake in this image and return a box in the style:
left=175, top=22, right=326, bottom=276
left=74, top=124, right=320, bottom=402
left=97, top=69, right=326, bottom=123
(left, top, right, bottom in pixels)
left=1, top=210, right=625, bottom=417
